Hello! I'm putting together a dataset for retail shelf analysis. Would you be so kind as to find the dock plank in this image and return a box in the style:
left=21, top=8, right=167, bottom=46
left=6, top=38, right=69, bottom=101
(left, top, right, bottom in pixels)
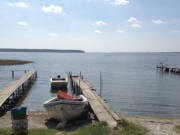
left=72, top=77, right=119, bottom=128
left=79, top=79, right=120, bottom=120
left=91, top=90, right=121, bottom=121
left=0, top=70, right=37, bottom=107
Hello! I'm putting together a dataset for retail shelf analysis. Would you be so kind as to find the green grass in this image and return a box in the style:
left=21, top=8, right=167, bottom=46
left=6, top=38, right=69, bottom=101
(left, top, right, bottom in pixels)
left=116, top=118, right=149, bottom=135
left=76, top=119, right=148, bottom=135
left=29, top=129, right=58, bottom=135
left=0, top=128, right=11, bottom=135
left=0, top=119, right=149, bottom=135
left=0, top=59, right=33, bottom=65
left=0, top=128, right=57, bottom=135
left=175, top=125, right=180, bottom=134
left=76, top=121, right=110, bottom=135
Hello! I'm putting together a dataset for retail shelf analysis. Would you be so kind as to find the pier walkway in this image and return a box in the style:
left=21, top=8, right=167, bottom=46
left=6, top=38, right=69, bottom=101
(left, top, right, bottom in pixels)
left=0, top=70, right=37, bottom=113
left=71, top=76, right=120, bottom=128
left=157, top=63, right=180, bottom=73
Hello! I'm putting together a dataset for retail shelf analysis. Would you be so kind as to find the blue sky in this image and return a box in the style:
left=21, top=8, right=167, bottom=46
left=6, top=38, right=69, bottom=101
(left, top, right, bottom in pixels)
left=0, top=0, right=180, bottom=52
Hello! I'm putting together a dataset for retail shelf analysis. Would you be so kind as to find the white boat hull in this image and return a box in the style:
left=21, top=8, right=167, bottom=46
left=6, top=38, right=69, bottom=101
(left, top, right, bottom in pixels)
left=43, top=95, right=87, bottom=121
left=50, top=78, right=68, bottom=88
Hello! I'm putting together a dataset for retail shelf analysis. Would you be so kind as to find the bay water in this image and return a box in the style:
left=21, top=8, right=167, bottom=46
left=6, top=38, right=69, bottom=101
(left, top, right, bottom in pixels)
left=1, top=52, right=180, bottom=117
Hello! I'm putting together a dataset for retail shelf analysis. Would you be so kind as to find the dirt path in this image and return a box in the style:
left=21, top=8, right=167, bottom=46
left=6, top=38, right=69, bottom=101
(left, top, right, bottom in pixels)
left=122, top=115, right=180, bottom=135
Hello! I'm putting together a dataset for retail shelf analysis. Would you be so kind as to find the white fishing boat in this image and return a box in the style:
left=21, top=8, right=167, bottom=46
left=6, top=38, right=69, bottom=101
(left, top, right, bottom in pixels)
left=50, top=75, right=68, bottom=88
left=43, top=94, right=88, bottom=121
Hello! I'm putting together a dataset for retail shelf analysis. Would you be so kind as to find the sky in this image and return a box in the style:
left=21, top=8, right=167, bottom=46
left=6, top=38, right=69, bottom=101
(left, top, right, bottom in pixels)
left=0, top=0, right=180, bottom=52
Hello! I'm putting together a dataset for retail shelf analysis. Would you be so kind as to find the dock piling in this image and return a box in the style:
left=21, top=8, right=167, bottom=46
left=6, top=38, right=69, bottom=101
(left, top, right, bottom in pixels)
left=70, top=73, right=120, bottom=128
left=12, top=71, right=14, bottom=78
left=157, top=63, right=180, bottom=75
left=0, top=70, right=37, bottom=114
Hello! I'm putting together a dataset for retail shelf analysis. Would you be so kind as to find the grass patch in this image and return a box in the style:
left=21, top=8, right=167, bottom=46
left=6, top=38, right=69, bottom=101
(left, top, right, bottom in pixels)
left=0, top=128, right=58, bottom=135
left=175, top=125, right=180, bottom=134
left=116, top=118, right=149, bottom=135
left=0, top=119, right=149, bottom=135
left=0, top=59, right=33, bottom=65
left=0, top=128, right=11, bottom=135
left=76, top=119, right=148, bottom=135
left=76, top=121, right=111, bottom=135
left=29, top=129, right=58, bottom=135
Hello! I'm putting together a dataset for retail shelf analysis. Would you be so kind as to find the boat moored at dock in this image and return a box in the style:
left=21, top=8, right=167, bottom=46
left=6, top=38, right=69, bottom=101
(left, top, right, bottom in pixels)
left=43, top=91, right=88, bottom=121
left=50, top=75, right=68, bottom=88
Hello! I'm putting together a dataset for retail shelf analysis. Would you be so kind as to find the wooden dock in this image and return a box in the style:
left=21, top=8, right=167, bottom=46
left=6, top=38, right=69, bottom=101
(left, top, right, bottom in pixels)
left=71, top=76, right=120, bottom=128
left=0, top=70, right=37, bottom=113
left=157, top=63, right=180, bottom=73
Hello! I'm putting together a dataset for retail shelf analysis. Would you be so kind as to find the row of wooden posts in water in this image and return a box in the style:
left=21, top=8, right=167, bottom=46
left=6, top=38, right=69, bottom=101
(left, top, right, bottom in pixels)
left=157, top=63, right=180, bottom=74
left=0, top=70, right=37, bottom=114
left=0, top=70, right=119, bottom=127
left=68, top=72, right=120, bottom=128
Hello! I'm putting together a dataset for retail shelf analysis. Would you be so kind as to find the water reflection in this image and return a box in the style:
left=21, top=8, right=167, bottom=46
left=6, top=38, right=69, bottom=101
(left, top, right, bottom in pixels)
left=50, top=87, right=67, bottom=94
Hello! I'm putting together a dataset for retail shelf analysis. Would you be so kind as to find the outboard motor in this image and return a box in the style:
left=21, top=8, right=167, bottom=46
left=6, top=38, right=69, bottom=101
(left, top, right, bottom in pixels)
left=57, top=75, right=61, bottom=78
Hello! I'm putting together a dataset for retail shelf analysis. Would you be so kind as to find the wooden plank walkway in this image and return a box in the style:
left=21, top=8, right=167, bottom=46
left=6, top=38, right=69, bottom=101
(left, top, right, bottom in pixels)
left=0, top=70, right=37, bottom=107
left=72, top=77, right=120, bottom=128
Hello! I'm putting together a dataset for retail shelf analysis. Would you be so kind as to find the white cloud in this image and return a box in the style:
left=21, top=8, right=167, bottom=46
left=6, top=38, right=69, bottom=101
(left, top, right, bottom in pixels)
left=95, top=21, right=107, bottom=26
left=17, top=22, right=28, bottom=26
left=131, top=24, right=141, bottom=28
left=42, top=5, right=63, bottom=14
left=128, top=17, right=142, bottom=23
left=50, top=33, right=59, bottom=37
left=128, top=17, right=142, bottom=28
left=117, top=30, right=124, bottom=33
left=152, top=20, right=166, bottom=24
left=8, top=2, right=29, bottom=8
left=114, top=0, right=130, bottom=5
left=94, top=30, right=103, bottom=34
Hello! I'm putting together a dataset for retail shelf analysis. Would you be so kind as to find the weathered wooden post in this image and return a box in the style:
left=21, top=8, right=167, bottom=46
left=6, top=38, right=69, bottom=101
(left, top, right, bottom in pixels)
left=12, top=70, right=14, bottom=78
left=100, top=72, right=102, bottom=98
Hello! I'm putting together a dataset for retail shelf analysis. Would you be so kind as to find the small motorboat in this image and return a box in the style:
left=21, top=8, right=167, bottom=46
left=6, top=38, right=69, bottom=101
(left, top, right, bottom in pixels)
left=50, top=75, right=68, bottom=88
left=43, top=91, right=88, bottom=121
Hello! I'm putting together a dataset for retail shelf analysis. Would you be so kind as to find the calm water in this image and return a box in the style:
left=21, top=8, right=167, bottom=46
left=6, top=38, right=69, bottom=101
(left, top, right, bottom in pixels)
left=1, top=52, right=180, bottom=117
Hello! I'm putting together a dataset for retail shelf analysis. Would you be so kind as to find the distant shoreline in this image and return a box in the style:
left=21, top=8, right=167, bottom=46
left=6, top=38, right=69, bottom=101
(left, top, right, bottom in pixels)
left=0, top=59, right=33, bottom=65
left=0, top=48, right=85, bottom=53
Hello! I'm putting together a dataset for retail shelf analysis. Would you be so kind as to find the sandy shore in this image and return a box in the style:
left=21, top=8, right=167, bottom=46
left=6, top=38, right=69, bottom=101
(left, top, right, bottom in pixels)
left=0, top=111, right=50, bottom=129
left=0, top=111, right=180, bottom=135
left=121, top=115, right=180, bottom=135
left=0, top=110, right=91, bottom=130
